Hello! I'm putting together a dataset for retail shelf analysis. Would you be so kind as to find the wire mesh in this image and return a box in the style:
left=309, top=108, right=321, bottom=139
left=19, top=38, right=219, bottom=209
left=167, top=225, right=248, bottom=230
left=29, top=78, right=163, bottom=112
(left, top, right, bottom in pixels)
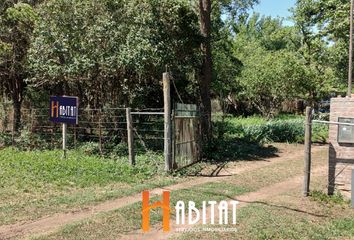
left=0, top=107, right=164, bottom=157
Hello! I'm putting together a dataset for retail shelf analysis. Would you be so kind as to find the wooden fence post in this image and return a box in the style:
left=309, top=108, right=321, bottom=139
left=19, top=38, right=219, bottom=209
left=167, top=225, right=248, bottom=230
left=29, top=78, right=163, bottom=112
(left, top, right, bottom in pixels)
left=51, top=126, right=54, bottom=149
left=126, top=108, right=135, bottom=165
left=62, top=123, right=67, bottom=159
left=303, top=106, right=312, bottom=197
left=99, top=110, right=103, bottom=156
left=11, top=109, right=15, bottom=146
left=163, top=72, right=173, bottom=172
left=30, top=109, right=35, bottom=148
left=74, top=125, right=77, bottom=149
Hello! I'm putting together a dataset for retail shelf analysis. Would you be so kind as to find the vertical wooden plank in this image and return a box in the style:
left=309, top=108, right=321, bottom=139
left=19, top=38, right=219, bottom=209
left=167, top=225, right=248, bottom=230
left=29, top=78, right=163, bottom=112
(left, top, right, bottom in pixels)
left=172, top=110, right=175, bottom=169
left=126, top=108, right=135, bottom=165
left=163, top=72, right=172, bottom=171
left=304, top=106, right=312, bottom=197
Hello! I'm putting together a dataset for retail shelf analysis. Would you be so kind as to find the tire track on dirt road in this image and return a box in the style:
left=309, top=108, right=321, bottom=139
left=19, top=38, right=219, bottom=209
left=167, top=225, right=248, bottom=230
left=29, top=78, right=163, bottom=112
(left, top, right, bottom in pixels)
left=0, top=146, right=326, bottom=239
left=120, top=165, right=328, bottom=240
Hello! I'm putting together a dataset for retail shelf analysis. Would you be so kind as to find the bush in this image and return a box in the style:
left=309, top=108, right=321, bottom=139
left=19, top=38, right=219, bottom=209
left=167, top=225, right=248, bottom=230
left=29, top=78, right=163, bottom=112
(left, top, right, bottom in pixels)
left=215, top=115, right=328, bottom=144
left=78, top=142, right=101, bottom=155
left=242, top=119, right=306, bottom=143
left=0, top=133, right=12, bottom=147
left=110, top=142, right=128, bottom=157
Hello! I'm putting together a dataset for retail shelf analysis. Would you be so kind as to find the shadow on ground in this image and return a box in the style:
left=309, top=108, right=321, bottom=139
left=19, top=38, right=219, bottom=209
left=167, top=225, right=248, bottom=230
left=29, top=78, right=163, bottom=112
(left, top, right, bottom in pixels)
left=176, top=137, right=279, bottom=177
left=205, top=138, right=279, bottom=163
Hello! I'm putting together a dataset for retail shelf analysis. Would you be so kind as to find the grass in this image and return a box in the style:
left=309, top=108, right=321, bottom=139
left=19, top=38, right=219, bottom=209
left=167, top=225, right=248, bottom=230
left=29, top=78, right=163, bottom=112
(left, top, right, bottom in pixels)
left=0, top=148, right=161, bottom=187
left=31, top=182, right=252, bottom=240
left=176, top=204, right=354, bottom=240
left=213, top=114, right=328, bottom=146
left=310, top=190, right=350, bottom=206
left=175, top=176, right=354, bottom=240
left=0, top=148, right=182, bottom=225
left=32, top=147, right=329, bottom=239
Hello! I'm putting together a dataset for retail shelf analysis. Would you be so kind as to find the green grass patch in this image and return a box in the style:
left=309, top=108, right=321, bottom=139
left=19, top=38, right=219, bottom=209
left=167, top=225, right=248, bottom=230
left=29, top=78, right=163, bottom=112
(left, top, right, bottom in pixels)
left=176, top=203, right=354, bottom=240
left=33, top=148, right=329, bottom=239
left=213, top=114, right=328, bottom=145
left=310, top=190, right=350, bottom=206
left=0, top=148, right=163, bottom=188
left=33, top=182, right=250, bottom=240
left=0, top=147, right=183, bottom=225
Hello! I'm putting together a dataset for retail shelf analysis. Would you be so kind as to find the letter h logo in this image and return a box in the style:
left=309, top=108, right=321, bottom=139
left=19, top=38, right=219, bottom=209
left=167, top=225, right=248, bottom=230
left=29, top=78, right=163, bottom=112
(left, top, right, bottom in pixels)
left=51, top=101, right=59, bottom=118
left=142, top=191, right=170, bottom=232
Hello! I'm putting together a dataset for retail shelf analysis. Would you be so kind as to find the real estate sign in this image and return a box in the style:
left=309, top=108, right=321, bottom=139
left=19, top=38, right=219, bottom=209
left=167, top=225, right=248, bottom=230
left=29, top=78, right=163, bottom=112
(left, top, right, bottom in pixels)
left=50, top=96, right=78, bottom=125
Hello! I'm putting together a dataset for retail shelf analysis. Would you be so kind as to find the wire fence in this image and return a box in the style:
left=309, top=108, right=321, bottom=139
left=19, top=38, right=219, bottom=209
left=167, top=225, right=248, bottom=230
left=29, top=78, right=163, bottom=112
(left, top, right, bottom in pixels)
left=0, top=107, right=165, bottom=157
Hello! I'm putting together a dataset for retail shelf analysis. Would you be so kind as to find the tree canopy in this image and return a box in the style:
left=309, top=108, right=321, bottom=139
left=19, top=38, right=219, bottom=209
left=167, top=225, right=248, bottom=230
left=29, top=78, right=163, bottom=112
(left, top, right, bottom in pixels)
left=0, top=0, right=351, bottom=128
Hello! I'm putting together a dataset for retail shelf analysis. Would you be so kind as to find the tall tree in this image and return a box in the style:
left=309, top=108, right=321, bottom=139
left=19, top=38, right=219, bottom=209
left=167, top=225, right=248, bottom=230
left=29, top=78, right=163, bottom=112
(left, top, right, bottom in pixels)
left=0, top=1, right=37, bottom=131
left=28, top=0, right=201, bottom=109
left=198, top=0, right=212, bottom=144
left=292, top=0, right=345, bottom=105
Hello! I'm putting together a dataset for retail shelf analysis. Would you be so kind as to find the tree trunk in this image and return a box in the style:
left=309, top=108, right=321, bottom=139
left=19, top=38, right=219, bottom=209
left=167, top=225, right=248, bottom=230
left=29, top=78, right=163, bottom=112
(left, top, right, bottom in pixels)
left=10, top=75, right=25, bottom=133
left=198, top=0, right=212, bottom=145
left=12, top=90, right=22, bottom=133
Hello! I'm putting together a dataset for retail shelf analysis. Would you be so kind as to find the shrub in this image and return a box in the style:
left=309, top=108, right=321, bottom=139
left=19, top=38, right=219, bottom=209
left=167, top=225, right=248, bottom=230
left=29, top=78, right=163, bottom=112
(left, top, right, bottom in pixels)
left=78, top=142, right=101, bottom=155
left=0, top=133, right=12, bottom=147
left=110, top=142, right=129, bottom=157
left=215, top=115, right=328, bottom=144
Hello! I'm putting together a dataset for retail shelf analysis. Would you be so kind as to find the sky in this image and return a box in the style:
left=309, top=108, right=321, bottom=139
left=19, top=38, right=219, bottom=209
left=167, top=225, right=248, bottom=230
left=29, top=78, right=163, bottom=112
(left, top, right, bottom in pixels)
left=251, top=0, right=296, bottom=26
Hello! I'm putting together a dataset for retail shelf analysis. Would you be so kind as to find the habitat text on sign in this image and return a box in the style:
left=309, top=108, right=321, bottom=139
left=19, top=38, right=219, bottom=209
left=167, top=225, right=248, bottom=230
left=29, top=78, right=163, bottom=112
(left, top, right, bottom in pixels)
left=49, top=96, right=78, bottom=125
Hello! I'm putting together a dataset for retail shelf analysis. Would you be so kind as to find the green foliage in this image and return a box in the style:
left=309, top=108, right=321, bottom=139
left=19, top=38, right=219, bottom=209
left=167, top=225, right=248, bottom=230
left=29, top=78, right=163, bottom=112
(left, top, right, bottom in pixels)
left=78, top=142, right=101, bottom=156
left=27, top=0, right=201, bottom=108
left=292, top=0, right=347, bottom=92
left=214, top=114, right=328, bottom=145
left=5, top=3, right=38, bottom=24
left=228, top=12, right=340, bottom=116
left=0, top=147, right=163, bottom=189
left=0, top=133, right=11, bottom=146
left=310, top=190, right=349, bottom=206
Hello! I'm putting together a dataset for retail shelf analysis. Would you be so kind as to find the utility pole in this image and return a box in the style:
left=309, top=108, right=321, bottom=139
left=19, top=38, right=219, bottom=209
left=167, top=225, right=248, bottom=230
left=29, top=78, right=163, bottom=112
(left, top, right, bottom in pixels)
left=348, top=0, right=354, bottom=97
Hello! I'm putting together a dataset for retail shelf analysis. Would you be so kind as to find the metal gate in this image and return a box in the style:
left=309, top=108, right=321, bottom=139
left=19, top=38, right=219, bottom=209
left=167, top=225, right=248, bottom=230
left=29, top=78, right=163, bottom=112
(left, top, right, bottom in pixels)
left=173, top=103, right=200, bottom=168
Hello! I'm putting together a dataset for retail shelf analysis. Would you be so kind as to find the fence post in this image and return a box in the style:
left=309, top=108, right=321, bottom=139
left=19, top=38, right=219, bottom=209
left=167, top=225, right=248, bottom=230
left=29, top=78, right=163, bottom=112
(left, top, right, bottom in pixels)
left=163, top=72, right=172, bottom=172
left=62, top=123, right=67, bottom=159
left=126, top=108, right=135, bottom=165
left=74, top=125, right=77, bottom=149
left=30, top=109, right=35, bottom=149
left=352, top=168, right=354, bottom=208
left=98, top=110, right=103, bottom=156
left=303, top=106, right=312, bottom=197
left=11, top=109, right=15, bottom=146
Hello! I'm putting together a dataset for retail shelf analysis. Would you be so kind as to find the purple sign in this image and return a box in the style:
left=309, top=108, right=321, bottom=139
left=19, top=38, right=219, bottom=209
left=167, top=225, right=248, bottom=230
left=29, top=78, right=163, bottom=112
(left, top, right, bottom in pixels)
left=50, top=96, right=78, bottom=125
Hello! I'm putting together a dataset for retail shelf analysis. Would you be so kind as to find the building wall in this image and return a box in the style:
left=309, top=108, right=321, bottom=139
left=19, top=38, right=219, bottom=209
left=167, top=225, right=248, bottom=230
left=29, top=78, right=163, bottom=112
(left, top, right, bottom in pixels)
left=328, top=97, right=354, bottom=195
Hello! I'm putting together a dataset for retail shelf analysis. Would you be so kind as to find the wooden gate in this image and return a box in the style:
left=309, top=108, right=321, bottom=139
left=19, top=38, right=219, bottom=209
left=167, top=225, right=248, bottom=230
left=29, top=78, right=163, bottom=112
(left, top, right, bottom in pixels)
left=173, top=103, right=200, bottom=169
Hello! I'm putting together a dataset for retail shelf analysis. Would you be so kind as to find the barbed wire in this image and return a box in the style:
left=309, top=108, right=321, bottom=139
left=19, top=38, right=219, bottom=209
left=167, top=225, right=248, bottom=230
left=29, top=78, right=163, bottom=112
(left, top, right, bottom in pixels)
left=1, top=107, right=164, bottom=154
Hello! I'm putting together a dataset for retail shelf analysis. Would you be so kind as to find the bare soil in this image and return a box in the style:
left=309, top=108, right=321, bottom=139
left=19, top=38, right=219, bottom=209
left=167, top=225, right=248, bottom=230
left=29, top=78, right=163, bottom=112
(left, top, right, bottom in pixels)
left=0, top=144, right=326, bottom=239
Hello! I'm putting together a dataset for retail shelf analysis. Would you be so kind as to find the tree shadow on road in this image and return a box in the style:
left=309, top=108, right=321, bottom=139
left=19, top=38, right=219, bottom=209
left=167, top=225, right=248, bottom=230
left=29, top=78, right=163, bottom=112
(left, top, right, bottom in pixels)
left=178, top=138, right=279, bottom=177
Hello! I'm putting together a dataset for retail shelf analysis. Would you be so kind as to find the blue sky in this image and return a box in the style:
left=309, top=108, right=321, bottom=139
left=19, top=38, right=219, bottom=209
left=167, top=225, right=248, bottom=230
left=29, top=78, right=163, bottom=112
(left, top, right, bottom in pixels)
left=251, top=0, right=296, bottom=26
